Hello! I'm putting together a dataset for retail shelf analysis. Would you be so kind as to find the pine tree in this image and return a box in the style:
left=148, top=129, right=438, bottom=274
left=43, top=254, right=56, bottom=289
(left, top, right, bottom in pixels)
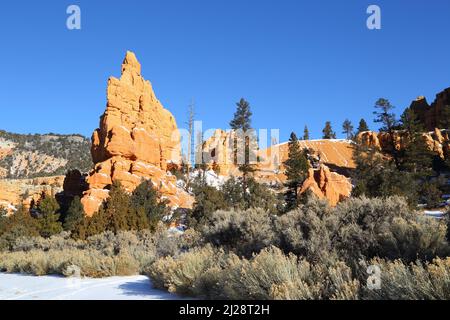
left=342, top=119, right=354, bottom=140
left=303, top=125, right=310, bottom=140
left=103, top=181, right=133, bottom=233
left=373, top=98, right=400, bottom=168
left=400, top=107, right=424, bottom=136
left=399, top=108, right=434, bottom=177
left=63, top=196, right=86, bottom=239
left=37, top=195, right=63, bottom=238
left=356, top=118, right=369, bottom=134
left=230, top=98, right=256, bottom=205
left=130, top=180, right=168, bottom=231
left=283, top=132, right=309, bottom=211
left=322, top=121, right=336, bottom=139
left=351, top=140, right=418, bottom=206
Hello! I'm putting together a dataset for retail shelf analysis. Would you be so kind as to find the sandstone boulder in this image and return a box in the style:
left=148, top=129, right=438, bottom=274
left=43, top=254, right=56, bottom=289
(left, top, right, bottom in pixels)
left=298, top=164, right=352, bottom=206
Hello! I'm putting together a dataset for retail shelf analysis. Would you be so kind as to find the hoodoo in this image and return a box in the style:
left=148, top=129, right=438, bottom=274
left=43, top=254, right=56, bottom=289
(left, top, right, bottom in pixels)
left=81, top=51, right=193, bottom=216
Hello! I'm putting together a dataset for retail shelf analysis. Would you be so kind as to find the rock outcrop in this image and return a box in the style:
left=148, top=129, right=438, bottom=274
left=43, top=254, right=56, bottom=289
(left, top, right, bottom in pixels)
left=201, top=130, right=355, bottom=178
left=200, top=130, right=354, bottom=205
left=410, top=88, right=450, bottom=131
left=357, top=129, right=450, bottom=159
left=81, top=51, right=193, bottom=216
left=0, top=176, right=65, bottom=213
left=298, top=164, right=353, bottom=206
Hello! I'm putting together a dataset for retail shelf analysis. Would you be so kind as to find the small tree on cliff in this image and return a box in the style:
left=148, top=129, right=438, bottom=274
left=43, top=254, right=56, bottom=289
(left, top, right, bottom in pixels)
left=63, top=196, right=86, bottom=239
left=303, top=125, right=310, bottom=140
left=283, top=132, right=310, bottom=211
left=322, top=121, right=336, bottom=139
left=400, top=108, right=435, bottom=177
left=342, top=119, right=354, bottom=140
left=351, top=138, right=418, bottom=206
left=373, top=98, right=400, bottom=169
left=230, top=98, right=256, bottom=204
left=356, top=118, right=369, bottom=135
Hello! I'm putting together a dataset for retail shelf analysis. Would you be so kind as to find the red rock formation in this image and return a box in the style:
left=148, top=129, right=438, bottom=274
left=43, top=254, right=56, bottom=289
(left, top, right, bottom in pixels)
left=356, top=129, right=450, bottom=159
left=81, top=51, right=193, bottom=216
left=298, top=164, right=352, bottom=206
left=410, top=88, right=450, bottom=131
left=0, top=176, right=65, bottom=213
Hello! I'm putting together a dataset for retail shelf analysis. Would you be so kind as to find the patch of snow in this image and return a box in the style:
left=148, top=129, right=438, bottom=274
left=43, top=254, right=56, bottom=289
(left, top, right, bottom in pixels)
left=189, top=170, right=226, bottom=188
left=424, top=210, right=446, bottom=219
left=0, top=273, right=186, bottom=300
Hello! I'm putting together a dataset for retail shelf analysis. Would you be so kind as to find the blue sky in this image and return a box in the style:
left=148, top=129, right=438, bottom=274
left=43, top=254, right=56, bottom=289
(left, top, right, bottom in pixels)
left=0, top=0, right=449, bottom=142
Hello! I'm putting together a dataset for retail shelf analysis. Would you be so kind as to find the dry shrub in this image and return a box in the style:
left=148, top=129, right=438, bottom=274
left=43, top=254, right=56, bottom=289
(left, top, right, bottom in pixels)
left=202, top=208, right=276, bottom=258
left=361, top=257, right=450, bottom=300
left=148, top=245, right=359, bottom=300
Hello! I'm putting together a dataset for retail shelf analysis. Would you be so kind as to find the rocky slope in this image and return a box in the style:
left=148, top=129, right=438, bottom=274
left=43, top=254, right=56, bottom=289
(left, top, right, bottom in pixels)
left=200, top=129, right=354, bottom=205
left=81, top=51, right=193, bottom=216
left=357, top=128, right=450, bottom=159
left=410, top=87, right=450, bottom=131
left=0, top=131, right=91, bottom=179
left=0, top=176, right=65, bottom=213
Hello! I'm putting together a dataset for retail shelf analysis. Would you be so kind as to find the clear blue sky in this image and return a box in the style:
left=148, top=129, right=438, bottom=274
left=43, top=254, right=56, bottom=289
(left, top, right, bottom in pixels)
left=0, top=0, right=449, bottom=142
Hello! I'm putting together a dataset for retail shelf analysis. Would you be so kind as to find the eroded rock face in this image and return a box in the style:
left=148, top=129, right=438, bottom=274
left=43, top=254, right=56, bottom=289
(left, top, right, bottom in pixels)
left=356, top=129, right=450, bottom=159
left=298, top=164, right=352, bottom=206
left=410, top=88, right=450, bottom=131
left=81, top=51, right=193, bottom=216
left=0, top=176, right=65, bottom=213
left=200, top=131, right=354, bottom=205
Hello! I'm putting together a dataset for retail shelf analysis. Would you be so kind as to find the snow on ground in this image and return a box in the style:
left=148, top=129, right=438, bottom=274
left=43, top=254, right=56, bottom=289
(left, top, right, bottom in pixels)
left=189, top=170, right=226, bottom=188
left=0, top=273, right=186, bottom=300
left=424, top=210, right=447, bottom=219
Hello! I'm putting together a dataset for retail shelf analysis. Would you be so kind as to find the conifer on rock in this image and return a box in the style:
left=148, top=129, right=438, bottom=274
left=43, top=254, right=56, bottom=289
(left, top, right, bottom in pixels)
left=283, top=132, right=309, bottom=211
left=322, top=121, right=336, bottom=139
left=342, top=119, right=354, bottom=140
left=356, top=118, right=369, bottom=134
left=303, top=125, right=310, bottom=140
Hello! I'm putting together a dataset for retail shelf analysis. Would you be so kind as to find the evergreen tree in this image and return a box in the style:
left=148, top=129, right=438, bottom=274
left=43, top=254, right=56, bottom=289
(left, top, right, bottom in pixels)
left=230, top=98, right=252, bottom=131
left=400, top=107, right=424, bottom=136
left=103, top=181, right=133, bottom=233
left=400, top=108, right=434, bottom=177
left=0, top=206, right=40, bottom=250
left=356, top=118, right=369, bottom=134
left=130, top=180, right=168, bottom=231
left=373, top=98, right=400, bottom=168
left=342, top=119, right=354, bottom=140
left=229, top=98, right=256, bottom=205
left=322, top=121, right=336, bottom=139
left=352, top=139, right=418, bottom=206
left=303, top=125, right=310, bottom=140
left=190, top=184, right=228, bottom=228
left=283, top=132, right=309, bottom=211
left=37, top=195, right=63, bottom=238
left=63, top=196, right=86, bottom=240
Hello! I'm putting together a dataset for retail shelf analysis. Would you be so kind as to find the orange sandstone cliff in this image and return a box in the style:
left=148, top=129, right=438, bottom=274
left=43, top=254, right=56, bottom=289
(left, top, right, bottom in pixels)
left=81, top=51, right=193, bottom=216
left=200, top=129, right=354, bottom=205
